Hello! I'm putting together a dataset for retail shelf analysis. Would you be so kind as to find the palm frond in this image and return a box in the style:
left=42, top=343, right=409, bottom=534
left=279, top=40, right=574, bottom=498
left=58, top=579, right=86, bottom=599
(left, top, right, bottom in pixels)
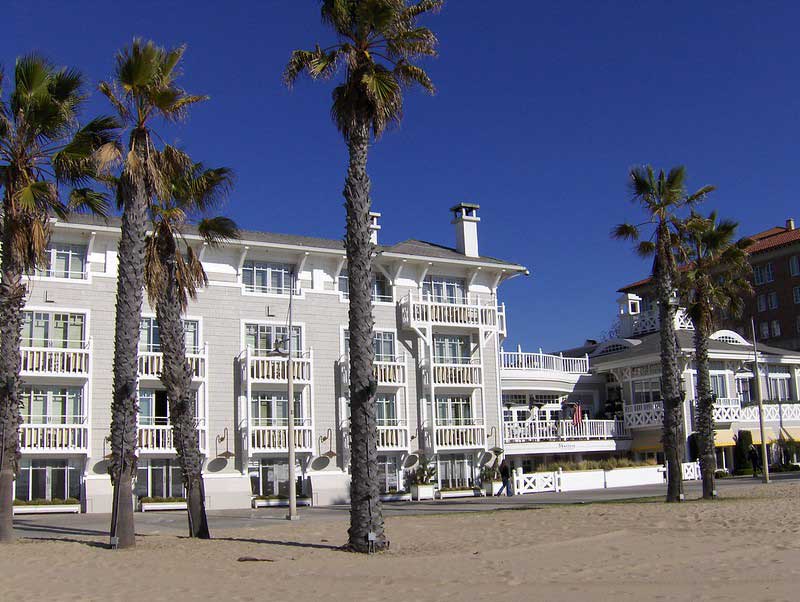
left=197, top=216, right=239, bottom=245
left=611, top=223, right=640, bottom=241
left=68, top=188, right=111, bottom=218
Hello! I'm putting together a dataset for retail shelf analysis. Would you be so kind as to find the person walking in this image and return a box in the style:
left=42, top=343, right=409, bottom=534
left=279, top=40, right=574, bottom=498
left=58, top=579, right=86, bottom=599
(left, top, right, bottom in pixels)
left=748, top=444, right=761, bottom=479
left=496, top=459, right=513, bottom=497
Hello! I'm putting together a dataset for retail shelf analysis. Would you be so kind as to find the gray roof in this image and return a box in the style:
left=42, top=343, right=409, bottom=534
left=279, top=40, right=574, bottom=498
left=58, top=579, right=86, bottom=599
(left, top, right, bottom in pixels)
left=59, top=214, right=526, bottom=269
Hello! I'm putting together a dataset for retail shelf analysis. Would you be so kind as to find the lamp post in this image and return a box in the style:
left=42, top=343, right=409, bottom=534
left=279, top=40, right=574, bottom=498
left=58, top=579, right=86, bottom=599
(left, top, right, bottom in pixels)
left=750, top=318, right=770, bottom=484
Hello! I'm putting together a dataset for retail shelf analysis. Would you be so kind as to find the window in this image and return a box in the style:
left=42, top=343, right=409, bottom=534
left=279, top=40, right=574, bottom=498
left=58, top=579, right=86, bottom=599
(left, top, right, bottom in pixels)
left=435, top=394, right=473, bottom=425
left=36, top=243, right=87, bottom=279
left=375, top=393, right=398, bottom=426
left=767, top=374, right=791, bottom=401
left=768, top=292, right=779, bottom=310
left=139, top=318, right=199, bottom=353
left=632, top=379, right=662, bottom=404
left=710, top=374, right=728, bottom=398
left=249, top=458, right=303, bottom=498
left=21, top=386, right=83, bottom=424
left=757, top=295, right=767, bottom=312
left=437, top=453, right=474, bottom=489
left=135, top=459, right=184, bottom=499
left=794, top=287, right=800, bottom=305
left=422, top=276, right=467, bottom=304
left=432, top=334, right=472, bottom=364
left=790, top=255, right=800, bottom=277
left=138, top=389, right=169, bottom=426
left=377, top=455, right=402, bottom=493
left=245, top=323, right=302, bottom=356
left=15, top=459, right=81, bottom=503
left=373, top=331, right=396, bottom=362
left=338, top=271, right=393, bottom=303
left=760, top=322, right=770, bottom=339
left=242, top=261, right=294, bottom=295
left=736, top=377, right=753, bottom=404
left=772, top=320, right=781, bottom=338
left=754, top=263, right=774, bottom=285
left=21, top=312, right=85, bottom=348
left=250, top=390, right=304, bottom=426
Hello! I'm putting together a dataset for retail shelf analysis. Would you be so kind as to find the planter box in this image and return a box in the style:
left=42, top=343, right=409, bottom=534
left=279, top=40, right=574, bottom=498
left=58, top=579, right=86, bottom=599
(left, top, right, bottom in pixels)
left=603, top=465, right=665, bottom=488
left=140, top=501, right=187, bottom=512
left=252, top=498, right=312, bottom=508
left=559, top=469, right=606, bottom=492
left=13, top=504, right=81, bottom=515
left=437, top=488, right=481, bottom=499
left=411, top=483, right=436, bottom=501
left=380, top=492, right=412, bottom=502
left=483, top=481, right=504, bottom=496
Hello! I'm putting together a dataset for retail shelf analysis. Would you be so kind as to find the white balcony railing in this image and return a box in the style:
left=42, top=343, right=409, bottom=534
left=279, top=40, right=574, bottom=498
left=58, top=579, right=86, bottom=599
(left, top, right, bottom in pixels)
left=248, top=350, right=312, bottom=384
left=20, top=343, right=91, bottom=377
left=341, top=420, right=409, bottom=450
left=433, top=420, right=486, bottom=449
left=739, top=402, right=800, bottom=423
left=340, top=354, right=407, bottom=387
left=623, top=401, right=664, bottom=429
left=137, top=419, right=207, bottom=454
left=503, top=419, right=629, bottom=443
left=432, top=361, right=483, bottom=386
left=500, top=350, right=589, bottom=374
left=628, top=307, right=694, bottom=337
left=250, top=419, right=314, bottom=452
left=138, top=344, right=207, bottom=380
left=400, top=293, right=506, bottom=334
left=19, top=422, right=89, bottom=452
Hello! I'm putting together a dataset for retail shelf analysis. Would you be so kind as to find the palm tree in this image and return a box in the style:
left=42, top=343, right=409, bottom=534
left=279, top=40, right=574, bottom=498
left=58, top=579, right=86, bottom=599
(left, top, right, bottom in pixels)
left=144, top=150, right=237, bottom=538
left=677, top=211, right=752, bottom=499
left=0, top=56, right=117, bottom=543
left=284, top=0, right=441, bottom=552
left=101, top=39, right=207, bottom=548
left=612, top=166, right=714, bottom=502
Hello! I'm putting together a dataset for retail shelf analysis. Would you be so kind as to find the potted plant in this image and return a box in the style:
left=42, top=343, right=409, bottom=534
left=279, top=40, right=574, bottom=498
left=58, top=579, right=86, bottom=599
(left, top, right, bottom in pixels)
left=408, top=454, right=436, bottom=501
left=480, top=462, right=504, bottom=497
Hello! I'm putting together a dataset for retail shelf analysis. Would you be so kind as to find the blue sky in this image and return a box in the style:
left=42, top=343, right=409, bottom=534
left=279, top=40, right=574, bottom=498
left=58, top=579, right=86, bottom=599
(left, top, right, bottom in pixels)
left=6, top=1, right=799, bottom=350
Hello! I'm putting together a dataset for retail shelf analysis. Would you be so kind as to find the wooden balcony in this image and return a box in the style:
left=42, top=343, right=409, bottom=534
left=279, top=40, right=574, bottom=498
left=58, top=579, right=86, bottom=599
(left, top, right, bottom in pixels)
left=341, top=421, right=409, bottom=451
left=432, top=362, right=482, bottom=386
left=340, top=354, right=407, bottom=388
left=19, top=422, right=89, bottom=453
left=20, top=343, right=91, bottom=378
left=400, top=293, right=506, bottom=334
left=433, top=420, right=486, bottom=449
left=137, top=419, right=207, bottom=454
left=503, top=419, right=629, bottom=443
left=249, top=419, right=314, bottom=453
left=623, top=401, right=664, bottom=429
left=500, top=350, right=589, bottom=375
left=138, top=344, right=207, bottom=381
left=247, top=351, right=312, bottom=385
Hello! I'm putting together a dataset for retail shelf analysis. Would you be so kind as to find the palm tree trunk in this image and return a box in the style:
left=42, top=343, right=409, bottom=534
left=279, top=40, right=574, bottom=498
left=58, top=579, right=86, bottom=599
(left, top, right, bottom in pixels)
left=156, top=259, right=210, bottom=539
left=693, top=298, right=716, bottom=499
left=0, top=208, right=26, bottom=544
left=344, top=120, right=386, bottom=553
left=109, top=128, right=151, bottom=548
left=656, top=225, right=685, bottom=503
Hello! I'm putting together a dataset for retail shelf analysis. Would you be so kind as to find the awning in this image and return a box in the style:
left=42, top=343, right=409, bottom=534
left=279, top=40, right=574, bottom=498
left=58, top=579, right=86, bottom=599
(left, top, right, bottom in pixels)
left=747, top=427, right=779, bottom=445
left=631, top=429, right=662, bottom=452
left=780, top=427, right=800, bottom=442
left=714, top=429, right=736, bottom=447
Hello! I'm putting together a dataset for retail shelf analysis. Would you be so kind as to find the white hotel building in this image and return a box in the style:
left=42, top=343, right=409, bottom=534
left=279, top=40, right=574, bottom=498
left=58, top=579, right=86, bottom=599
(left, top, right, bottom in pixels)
left=14, top=204, right=800, bottom=512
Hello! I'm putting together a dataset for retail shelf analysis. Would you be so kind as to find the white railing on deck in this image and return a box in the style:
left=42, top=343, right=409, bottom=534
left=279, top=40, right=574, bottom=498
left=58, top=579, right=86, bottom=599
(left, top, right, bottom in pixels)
left=250, top=420, right=314, bottom=451
left=432, top=361, right=482, bottom=386
left=739, top=402, right=800, bottom=423
left=248, top=351, right=312, bottom=383
left=500, top=350, right=589, bottom=374
left=138, top=419, right=207, bottom=453
left=20, top=344, right=90, bottom=376
left=434, top=420, right=486, bottom=448
left=340, top=354, right=407, bottom=387
left=623, top=401, right=664, bottom=428
left=630, top=307, right=694, bottom=336
left=19, top=423, right=89, bottom=452
left=503, top=419, right=629, bottom=443
left=399, top=293, right=505, bottom=333
left=138, top=344, right=207, bottom=380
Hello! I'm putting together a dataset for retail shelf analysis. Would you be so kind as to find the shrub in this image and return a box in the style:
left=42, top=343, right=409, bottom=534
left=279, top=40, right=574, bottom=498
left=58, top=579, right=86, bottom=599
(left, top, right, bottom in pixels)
left=531, top=457, right=657, bottom=473
left=407, top=454, right=436, bottom=485
left=13, top=497, right=80, bottom=506
left=734, top=429, right=753, bottom=472
left=140, top=496, right=186, bottom=504
left=714, top=469, right=731, bottom=479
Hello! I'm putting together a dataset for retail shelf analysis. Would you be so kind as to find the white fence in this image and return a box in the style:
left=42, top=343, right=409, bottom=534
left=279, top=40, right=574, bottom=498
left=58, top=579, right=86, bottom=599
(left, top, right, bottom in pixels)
left=500, top=350, right=589, bottom=374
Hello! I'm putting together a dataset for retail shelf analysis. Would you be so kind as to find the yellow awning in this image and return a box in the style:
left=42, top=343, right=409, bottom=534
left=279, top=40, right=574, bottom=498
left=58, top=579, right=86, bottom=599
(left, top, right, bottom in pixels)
left=748, top=427, right=779, bottom=445
left=780, top=427, right=800, bottom=442
left=632, top=429, right=662, bottom=452
left=714, top=429, right=736, bottom=447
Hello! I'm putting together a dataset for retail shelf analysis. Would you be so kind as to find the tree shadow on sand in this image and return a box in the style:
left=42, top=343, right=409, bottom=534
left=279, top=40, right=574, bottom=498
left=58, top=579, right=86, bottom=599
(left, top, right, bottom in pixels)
left=213, top=536, right=340, bottom=551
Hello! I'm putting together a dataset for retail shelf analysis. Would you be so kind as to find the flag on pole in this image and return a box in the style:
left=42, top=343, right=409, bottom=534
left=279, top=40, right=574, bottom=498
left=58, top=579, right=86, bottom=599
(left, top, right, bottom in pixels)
left=572, top=403, right=583, bottom=426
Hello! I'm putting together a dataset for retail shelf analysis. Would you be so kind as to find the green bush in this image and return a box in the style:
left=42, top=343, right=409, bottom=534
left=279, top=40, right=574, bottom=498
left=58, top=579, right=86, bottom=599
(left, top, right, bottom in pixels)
left=734, top=429, right=753, bottom=472
left=140, top=496, right=186, bottom=504
left=714, top=469, right=731, bottom=479
left=13, top=497, right=80, bottom=506
left=769, top=463, right=800, bottom=473
left=532, top=457, right=657, bottom=473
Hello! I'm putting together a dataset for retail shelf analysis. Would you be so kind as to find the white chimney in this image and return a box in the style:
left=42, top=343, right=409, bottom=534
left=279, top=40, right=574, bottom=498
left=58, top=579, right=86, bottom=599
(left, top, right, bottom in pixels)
left=451, top=203, right=480, bottom=257
left=369, top=211, right=381, bottom=245
left=786, top=218, right=795, bottom=231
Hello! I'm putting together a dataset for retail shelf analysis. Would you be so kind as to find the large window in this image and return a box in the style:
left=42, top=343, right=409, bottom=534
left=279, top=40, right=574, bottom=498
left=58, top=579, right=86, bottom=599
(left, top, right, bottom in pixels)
left=711, top=374, right=728, bottom=398
left=772, top=320, right=782, bottom=338
left=250, top=390, right=304, bottom=426
left=36, top=243, right=87, bottom=279
left=377, top=454, right=402, bottom=493
left=139, top=318, right=200, bottom=353
left=375, top=393, right=398, bottom=426
left=436, top=394, right=473, bottom=425
left=338, top=271, right=393, bottom=303
left=21, top=386, right=83, bottom=424
left=437, top=453, right=474, bottom=489
left=767, top=367, right=792, bottom=401
left=135, top=459, right=184, bottom=499
left=242, top=261, right=294, bottom=295
left=343, top=330, right=397, bottom=362
left=245, top=323, right=302, bottom=356
left=753, top=263, right=774, bottom=285
left=22, top=312, right=85, bottom=348
left=768, top=292, right=779, bottom=310
left=249, top=458, right=304, bottom=498
left=760, top=322, right=770, bottom=339
left=139, top=389, right=169, bottom=425
left=15, top=459, right=81, bottom=503
left=433, top=334, right=472, bottom=364
left=794, top=286, right=800, bottom=305
left=757, top=295, right=767, bottom=312
left=790, top=255, right=800, bottom=277
left=423, top=276, right=467, bottom=304
left=632, top=379, right=662, bottom=404
left=736, top=376, right=753, bottom=404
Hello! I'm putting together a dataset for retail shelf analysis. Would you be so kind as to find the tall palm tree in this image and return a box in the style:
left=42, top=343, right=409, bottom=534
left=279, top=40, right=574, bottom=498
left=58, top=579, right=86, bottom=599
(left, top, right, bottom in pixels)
left=101, top=39, right=207, bottom=548
left=0, top=56, right=117, bottom=543
left=613, top=165, right=714, bottom=502
left=677, top=211, right=752, bottom=499
left=284, top=0, right=441, bottom=552
left=144, top=150, right=237, bottom=538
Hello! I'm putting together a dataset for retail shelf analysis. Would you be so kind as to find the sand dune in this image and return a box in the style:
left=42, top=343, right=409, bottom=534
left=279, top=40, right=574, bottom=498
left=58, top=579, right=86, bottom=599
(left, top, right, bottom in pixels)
left=3, top=482, right=799, bottom=602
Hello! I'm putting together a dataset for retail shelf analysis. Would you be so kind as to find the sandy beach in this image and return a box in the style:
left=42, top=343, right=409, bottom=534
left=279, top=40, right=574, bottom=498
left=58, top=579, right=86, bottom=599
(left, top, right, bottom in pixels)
left=3, top=482, right=799, bottom=602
